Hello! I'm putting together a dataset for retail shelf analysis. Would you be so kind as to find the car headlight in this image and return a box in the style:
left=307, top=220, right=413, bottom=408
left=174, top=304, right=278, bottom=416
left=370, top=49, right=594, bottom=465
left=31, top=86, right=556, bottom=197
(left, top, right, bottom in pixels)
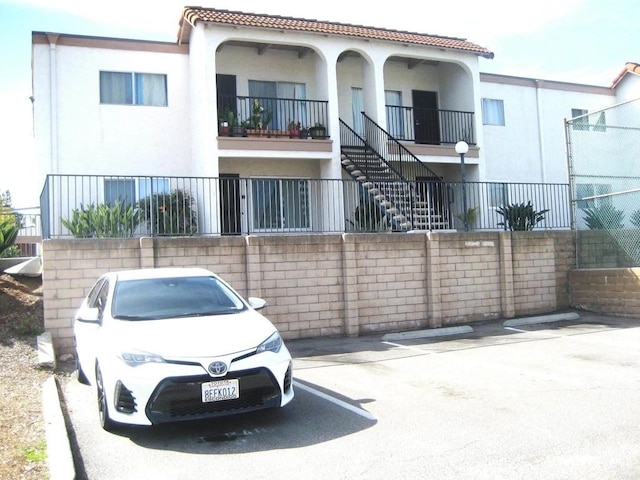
left=119, top=351, right=165, bottom=366
left=256, top=332, right=282, bottom=354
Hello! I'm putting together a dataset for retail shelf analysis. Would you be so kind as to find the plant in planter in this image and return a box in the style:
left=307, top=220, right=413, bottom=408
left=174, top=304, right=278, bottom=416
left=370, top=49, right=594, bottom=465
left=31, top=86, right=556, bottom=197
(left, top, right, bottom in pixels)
left=288, top=120, right=302, bottom=138
left=496, top=201, right=549, bottom=231
left=218, top=109, right=230, bottom=136
left=226, top=111, right=245, bottom=137
left=247, top=99, right=273, bottom=136
left=62, top=201, right=140, bottom=238
left=456, top=206, right=479, bottom=229
left=309, top=122, right=326, bottom=139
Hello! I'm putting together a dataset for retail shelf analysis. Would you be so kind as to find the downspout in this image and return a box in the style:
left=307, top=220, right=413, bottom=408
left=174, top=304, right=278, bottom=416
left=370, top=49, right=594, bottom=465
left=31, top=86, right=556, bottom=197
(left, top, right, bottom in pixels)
left=534, top=79, right=546, bottom=182
left=46, top=34, right=59, bottom=174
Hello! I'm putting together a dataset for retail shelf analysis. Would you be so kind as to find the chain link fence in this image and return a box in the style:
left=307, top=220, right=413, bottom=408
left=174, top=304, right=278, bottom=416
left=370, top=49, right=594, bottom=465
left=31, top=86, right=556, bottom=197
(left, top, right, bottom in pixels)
left=566, top=98, right=640, bottom=268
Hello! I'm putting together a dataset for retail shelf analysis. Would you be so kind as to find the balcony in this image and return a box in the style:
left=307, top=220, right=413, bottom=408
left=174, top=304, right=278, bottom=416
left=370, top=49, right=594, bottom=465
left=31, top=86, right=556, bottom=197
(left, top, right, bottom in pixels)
left=217, top=96, right=330, bottom=139
left=385, top=105, right=476, bottom=145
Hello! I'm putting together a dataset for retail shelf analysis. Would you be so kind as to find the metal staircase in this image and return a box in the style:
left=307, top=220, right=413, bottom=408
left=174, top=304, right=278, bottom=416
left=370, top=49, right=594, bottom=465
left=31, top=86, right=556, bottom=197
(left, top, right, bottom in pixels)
left=340, top=115, right=451, bottom=231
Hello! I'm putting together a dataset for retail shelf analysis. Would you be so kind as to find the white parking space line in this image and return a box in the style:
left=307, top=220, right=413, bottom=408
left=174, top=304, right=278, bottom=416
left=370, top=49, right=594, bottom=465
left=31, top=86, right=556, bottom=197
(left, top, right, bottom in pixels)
left=504, top=326, right=563, bottom=337
left=382, top=340, right=434, bottom=354
left=293, top=381, right=377, bottom=421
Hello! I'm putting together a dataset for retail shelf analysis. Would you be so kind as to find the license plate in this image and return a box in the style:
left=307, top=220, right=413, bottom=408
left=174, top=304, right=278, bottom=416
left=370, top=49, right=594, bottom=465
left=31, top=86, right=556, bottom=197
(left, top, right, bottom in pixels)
left=201, top=379, right=239, bottom=403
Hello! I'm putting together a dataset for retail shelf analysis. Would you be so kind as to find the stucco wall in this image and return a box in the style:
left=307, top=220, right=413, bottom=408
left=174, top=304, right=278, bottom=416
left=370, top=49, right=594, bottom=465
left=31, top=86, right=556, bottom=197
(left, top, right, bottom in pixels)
left=42, top=231, right=575, bottom=358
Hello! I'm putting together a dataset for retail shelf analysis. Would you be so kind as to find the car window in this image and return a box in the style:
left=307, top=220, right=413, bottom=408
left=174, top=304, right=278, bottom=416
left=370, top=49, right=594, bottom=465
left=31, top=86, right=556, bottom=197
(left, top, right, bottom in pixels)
left=111, top=276, right=246, bottom=320
left=95, top=280, right=110, bottom=315
left=85, top=278, right=106, bottom=308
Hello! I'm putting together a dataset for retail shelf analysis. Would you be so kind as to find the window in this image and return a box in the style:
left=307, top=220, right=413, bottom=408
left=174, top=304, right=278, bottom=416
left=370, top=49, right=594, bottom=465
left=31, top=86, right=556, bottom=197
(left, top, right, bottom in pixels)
left=250, top=178, right=310, bottom=231
left=576, top=184, right=612, bottom=209
left=105, top=179, right=136, bottom=207
left=488, top=183, right=508, bottom=208
left=593, top=112, right=607, bottom=132
left=139, top=178, right=170, bottom=199
left=385, top=90, right=404, bottom=139
left=100, top=71, right=167, bottom=106
left=248, top=80, right=306, bottom=131
left=482, top=98, right=505, bottom=126
left=571, top=109, right=606, bottom=132
left=105, top=178, right=170, bottom=207
left=571, top=109, right=588, bottom=131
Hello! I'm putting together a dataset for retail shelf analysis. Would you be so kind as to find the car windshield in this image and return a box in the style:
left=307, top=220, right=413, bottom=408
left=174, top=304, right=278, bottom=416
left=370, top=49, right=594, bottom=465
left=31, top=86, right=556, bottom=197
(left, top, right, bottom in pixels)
left=111, top=276, right=246, bottom=320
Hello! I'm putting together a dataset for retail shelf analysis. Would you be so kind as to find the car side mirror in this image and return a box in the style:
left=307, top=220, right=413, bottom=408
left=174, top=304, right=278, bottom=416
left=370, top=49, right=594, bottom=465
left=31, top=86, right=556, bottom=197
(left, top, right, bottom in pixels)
left=247, top=297, right=267, bottom=310
left=76, top=307, right=101, bottom=323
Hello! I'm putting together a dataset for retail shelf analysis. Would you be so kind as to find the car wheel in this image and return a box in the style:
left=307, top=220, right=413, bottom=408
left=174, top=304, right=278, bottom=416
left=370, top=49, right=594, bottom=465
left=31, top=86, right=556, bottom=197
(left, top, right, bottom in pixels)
left=96, top=365, right=116, bottom=432
left=76, top=355, right=89, bottom=384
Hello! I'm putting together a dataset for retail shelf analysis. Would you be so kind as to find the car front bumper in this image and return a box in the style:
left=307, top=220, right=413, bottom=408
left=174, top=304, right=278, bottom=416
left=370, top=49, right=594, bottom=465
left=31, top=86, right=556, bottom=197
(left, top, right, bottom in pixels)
left=100, top=348, right=294, bottom=426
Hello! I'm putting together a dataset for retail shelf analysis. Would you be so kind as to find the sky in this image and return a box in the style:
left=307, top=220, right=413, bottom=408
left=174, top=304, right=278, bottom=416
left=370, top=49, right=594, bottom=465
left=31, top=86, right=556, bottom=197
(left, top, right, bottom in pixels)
left=0, top=0, right=638, bottom=208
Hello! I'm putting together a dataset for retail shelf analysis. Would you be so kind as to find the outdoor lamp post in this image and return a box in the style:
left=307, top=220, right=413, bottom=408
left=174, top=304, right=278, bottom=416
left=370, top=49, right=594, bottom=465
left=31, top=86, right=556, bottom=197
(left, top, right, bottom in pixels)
left=455, top=141, right=469, bottom=231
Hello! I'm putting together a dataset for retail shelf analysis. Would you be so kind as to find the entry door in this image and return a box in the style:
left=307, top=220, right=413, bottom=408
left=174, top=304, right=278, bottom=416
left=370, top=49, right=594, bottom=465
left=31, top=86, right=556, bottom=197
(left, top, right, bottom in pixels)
left=412, top=91, right=440, bottom=145
left=216, top=74, right=237, bottom=117
left=220, top=174, right=241, bottom=235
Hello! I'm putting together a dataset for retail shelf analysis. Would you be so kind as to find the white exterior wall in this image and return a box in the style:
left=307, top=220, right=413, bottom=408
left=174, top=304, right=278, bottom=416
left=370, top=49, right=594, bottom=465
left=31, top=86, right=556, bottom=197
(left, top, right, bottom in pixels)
left=615, top=74, right=640, bottom=103
left=33, top=39, right=191, bottom=178
left=480, top=77, right=615, bottom=184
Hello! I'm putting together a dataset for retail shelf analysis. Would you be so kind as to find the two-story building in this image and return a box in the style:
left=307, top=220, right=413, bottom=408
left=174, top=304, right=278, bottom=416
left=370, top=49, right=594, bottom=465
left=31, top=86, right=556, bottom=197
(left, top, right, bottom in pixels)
left=31, top=7, right=640, bottom=237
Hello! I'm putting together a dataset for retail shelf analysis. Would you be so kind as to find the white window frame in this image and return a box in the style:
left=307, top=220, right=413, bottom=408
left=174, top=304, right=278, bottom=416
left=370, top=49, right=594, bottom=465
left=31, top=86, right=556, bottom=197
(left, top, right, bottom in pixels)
left=100, top=71, right=168, bottom=106
left=481, top=98, right=505, bottom=126
left=249, top=178, right=311, bottom=233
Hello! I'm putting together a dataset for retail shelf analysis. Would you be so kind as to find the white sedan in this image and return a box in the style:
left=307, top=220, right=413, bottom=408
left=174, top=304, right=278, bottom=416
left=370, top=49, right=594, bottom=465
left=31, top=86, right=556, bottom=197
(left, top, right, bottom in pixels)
left=73, top=267, right=294, bottom=431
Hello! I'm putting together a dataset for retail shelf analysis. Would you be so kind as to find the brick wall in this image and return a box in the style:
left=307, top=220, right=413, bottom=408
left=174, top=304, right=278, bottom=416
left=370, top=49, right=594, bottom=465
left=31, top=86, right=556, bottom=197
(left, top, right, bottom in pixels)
left=42, top=231, right=575, bottom=357
left=570, top=268, right=640, bottom=317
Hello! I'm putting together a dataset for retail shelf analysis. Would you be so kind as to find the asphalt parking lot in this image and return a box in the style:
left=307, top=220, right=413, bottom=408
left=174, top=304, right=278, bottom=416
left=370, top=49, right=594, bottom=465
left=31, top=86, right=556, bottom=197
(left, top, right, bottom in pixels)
left=59, top=311, right=640, bottom=480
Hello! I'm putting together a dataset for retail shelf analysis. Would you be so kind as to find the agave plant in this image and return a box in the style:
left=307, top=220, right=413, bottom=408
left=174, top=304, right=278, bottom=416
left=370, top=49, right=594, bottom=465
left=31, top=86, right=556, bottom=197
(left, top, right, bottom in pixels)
left=496, top=201, right=549, bottom=231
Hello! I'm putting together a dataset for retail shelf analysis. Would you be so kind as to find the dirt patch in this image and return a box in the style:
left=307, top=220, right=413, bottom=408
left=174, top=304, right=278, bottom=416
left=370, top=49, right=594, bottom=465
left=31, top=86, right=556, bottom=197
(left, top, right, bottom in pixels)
left=0, top=273, right=50, bottom=479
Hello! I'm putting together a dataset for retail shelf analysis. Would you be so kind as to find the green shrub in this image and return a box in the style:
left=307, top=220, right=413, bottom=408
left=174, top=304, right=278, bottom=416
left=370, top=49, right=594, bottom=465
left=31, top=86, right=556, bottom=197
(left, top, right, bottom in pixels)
left=496, top=201, right=549, bottom=231
left=61, top=201, right=140, bottom=238
left=138, top=189, right=197, bottom=236
left=630, top=209, right=640, bottom=228
left=0, top=214, right=20, bottom=257
left=582, top=203, right=624, bottom=230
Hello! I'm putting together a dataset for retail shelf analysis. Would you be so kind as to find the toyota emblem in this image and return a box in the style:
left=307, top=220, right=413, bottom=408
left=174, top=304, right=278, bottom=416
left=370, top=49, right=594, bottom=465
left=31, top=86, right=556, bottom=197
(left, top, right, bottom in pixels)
left=208, top=361, right=228, bottom=376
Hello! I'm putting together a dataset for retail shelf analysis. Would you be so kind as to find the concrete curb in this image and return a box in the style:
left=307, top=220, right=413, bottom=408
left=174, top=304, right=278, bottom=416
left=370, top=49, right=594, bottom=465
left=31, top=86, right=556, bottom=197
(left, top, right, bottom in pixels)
left=383, top=325, right=474, bottom=341
left=503, top=312, right=581, bottom=328
left=42, top=376, right=75, bottom=480
left=38, top=332, right=75, bottom=480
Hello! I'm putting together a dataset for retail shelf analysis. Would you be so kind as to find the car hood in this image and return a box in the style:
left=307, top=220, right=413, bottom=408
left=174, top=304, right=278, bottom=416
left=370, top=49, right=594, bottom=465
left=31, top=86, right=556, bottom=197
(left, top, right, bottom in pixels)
left=106, top=310, right=277, bottom=359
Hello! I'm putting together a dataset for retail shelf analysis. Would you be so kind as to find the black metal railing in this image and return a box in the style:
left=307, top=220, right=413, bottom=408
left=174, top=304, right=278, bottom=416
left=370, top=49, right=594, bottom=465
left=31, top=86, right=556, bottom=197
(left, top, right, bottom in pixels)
left=217, top=96, right=329, bottom=138
left=361, top=113, right=441, bottom=180
left=385, top=105, right=475, bottom=145
left=40, top=174, right=570, bottom=238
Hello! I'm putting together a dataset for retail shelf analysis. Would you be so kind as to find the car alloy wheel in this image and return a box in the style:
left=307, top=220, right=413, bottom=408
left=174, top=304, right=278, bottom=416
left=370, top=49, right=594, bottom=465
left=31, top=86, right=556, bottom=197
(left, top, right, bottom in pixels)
left=96, top=366, right=115, bottom=431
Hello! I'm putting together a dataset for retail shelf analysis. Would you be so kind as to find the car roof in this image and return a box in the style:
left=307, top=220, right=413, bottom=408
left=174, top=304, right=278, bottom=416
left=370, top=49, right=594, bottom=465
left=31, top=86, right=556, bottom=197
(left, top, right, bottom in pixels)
left=108, top=267, right=216, bottom=282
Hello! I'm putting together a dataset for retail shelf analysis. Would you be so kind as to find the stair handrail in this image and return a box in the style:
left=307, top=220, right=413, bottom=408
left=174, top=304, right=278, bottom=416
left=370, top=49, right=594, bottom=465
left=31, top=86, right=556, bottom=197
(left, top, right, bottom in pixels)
left=361, top=112, right=442, bottom=181
left=339, top=119, right=418, bottom=232
left=339, top=119, right=407, bottom=181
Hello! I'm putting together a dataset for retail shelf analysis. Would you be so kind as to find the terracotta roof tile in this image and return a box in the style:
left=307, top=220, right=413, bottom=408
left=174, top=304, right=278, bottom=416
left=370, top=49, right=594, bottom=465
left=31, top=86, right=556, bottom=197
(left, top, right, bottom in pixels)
left=179, top=7, right=494, bottom=59
left=610, top=62, right=640, bottom=89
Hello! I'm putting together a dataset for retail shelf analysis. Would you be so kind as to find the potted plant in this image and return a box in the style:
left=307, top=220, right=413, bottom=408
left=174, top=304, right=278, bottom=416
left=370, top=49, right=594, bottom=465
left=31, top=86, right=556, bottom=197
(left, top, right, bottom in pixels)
left=247, top=99, right=272, bottom=136
left=218, top=109, right=230, bottom=136
left=309, top=122, right=326, bottom=139
left=227, top=111, right=244, bottom=137
left=288, top=120, right=302, bottom=138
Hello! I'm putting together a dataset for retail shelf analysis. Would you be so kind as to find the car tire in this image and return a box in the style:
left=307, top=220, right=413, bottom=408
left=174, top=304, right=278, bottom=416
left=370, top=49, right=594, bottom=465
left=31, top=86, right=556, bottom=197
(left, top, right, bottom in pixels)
left=76, top=356, right=89, bottom=384
left=96, top=365, right=116, bottom=432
